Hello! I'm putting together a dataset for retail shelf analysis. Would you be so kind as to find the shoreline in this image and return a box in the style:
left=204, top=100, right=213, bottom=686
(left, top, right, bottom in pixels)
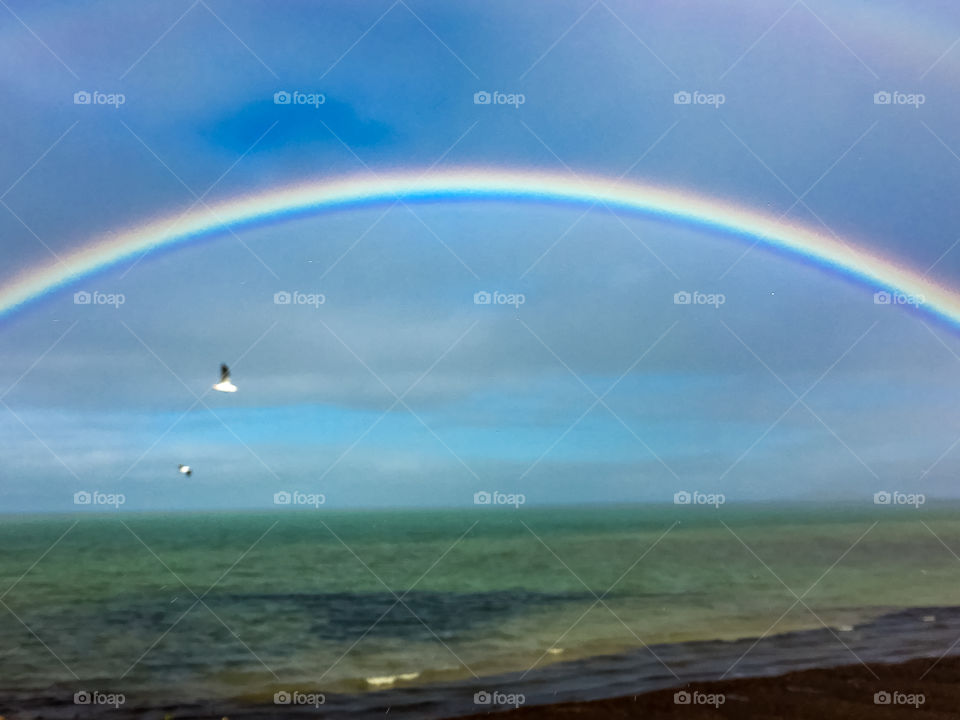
left=8, top=654, right=955, bottom=719
left=452, top=654, right=956, bottom=719
left=6, top=605, right=959, bottom=718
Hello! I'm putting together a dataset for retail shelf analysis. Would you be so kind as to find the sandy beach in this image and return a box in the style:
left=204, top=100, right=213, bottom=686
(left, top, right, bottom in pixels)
left=455, top=655, right=957, bottom=719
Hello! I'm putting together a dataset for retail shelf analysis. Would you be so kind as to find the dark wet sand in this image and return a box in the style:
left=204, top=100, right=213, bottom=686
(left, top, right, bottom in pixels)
left=454, top=655, right=959, bottom=719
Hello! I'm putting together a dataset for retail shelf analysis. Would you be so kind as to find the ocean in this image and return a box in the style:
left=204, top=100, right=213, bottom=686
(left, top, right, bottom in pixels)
left=2, top=504, right=959, bottom=717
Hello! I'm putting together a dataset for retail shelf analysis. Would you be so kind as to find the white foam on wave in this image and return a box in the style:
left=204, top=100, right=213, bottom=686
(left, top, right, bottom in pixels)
left=365, top=671, right=421, bottom=688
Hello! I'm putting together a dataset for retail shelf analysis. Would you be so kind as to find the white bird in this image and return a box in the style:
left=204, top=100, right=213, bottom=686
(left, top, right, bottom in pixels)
left=212, top=363, right=237, bottom=393
left=178, top=464, right=192, bottom=477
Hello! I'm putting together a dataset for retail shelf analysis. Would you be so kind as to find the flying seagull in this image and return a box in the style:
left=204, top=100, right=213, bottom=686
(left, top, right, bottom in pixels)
left=212, top=363, right=237, bottom=393
left=178, top=464, right=192, bottom=477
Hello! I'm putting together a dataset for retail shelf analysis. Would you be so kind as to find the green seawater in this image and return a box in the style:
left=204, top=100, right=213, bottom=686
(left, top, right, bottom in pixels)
left=1, top=503, right=958, bottom=703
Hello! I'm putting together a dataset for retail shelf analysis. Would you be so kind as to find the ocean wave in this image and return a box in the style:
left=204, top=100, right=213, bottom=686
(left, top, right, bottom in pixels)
left=365, top=671, right=421, bottom=688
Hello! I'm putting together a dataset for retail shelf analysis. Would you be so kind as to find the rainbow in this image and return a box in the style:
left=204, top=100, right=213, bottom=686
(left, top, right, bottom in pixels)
left=1, top=169, right=957, bottom=325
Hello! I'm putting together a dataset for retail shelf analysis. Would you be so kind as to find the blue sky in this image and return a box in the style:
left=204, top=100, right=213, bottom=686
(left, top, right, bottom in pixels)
left=2, top=0, right=960, bottom=511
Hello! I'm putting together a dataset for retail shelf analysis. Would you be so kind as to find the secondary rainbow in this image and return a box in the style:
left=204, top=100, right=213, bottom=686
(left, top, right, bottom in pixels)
left=1, top=168, right=957, bottom=325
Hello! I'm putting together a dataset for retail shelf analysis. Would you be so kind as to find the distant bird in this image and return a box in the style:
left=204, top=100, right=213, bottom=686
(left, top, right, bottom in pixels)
left=212, top=363, right=237, bottom=393
left=178, top=464, right=192, bottom=477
